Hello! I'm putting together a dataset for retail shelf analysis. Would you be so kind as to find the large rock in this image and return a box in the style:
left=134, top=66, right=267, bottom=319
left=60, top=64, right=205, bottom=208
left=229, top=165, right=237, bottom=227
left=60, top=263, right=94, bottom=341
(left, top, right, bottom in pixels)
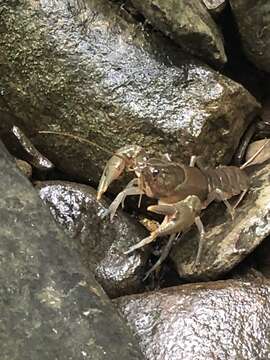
left=36, top=181, right=149, bottom=298
left=170, top=161, right=270, bottom=280
left=0, top=141, right=143, bottom=360
left=115, top=279, right=270, bottom=360
left=229, top=0, right=270, bottom=73
left=130, top=0, right=227, bottom=66
left=0, top=0, right=259, bottom=188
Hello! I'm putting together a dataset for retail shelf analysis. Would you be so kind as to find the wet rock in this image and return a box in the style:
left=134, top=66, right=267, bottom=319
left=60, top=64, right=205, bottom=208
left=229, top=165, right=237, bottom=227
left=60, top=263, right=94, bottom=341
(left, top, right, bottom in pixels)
left=229, top=0, right=270, bottom=72
left=131, top=0, right=227, bottom=66
left=12, top=126, right=54, bottom=170
left=232, top=122, right=257, bottom=166
left=0, top=141, right=144, bottom=360
left=256, top=96, right=270, bottom=138
left=115, top=279, right=270, bottom=360
left=15, top=158, right=32, bottom=178
left=170, top=162, right=270, bottom=280
left=0, top=0, right=259, bottom=186
left=202, top=0, right=227, bottom=16
left=1, top=125, right=54, bottom=172
left=35, top=181, right=148, bottom=298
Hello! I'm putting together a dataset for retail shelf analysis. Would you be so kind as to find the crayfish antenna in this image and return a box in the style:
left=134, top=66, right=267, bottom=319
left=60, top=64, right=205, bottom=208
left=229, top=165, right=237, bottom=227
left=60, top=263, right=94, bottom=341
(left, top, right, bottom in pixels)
left=241, top=138, right=270, bottom=169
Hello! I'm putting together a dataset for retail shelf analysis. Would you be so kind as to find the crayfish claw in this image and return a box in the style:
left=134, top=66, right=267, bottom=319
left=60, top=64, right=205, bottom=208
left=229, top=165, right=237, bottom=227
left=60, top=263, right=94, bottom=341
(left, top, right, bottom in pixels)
left=97, top=154, right=126, bottom=200
left=97, top=145, right=146, bottom=201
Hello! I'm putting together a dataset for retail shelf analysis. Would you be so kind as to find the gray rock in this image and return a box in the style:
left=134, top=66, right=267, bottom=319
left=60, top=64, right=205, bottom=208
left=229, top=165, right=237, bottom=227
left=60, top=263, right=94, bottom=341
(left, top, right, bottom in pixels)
left=0, top=141, right=144, bottom=360
left=115, top=279, right=270, bottom=360
left=229, top=0, right=270, bottom=72
left=170, top=162, right=270, bottom=280
left=131, top=0, right=227, bottom=66
left=0, top=0, right=259, bottom=187
left=35, top=181, right=149, bottom=298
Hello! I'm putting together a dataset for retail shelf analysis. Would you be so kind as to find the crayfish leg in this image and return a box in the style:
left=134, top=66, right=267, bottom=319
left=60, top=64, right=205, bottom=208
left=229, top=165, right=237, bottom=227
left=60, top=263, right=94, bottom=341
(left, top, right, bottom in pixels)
left=107, top=185, right=144, bottom=221
left=232, top=189, right=248, bottom=211
left=144, top=232, right=184, bottom=280
left=143, top=233, right=177, bottom=280
left=194, top=216, right=205, bottom=266
left=124, top=232, right=158, bottom=254
left=204, top=188, right=235, bottom=220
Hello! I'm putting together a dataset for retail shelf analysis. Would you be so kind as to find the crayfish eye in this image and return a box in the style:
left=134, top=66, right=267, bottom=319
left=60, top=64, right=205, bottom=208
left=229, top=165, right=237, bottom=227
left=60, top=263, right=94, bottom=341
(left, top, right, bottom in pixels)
left=151, top=168, right=160, bottom=178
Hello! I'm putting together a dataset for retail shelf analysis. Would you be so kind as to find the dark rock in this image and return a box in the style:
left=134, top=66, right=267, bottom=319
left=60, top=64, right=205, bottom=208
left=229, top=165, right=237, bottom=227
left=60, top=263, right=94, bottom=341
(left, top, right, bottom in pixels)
left=250, top=236, right=270, bottom=279
left=170, top=162, right=270, bottom=280
left=229, top=0, right=270, bottom=73
left=35, top=181, right=149, bottom=298
left=115, top=279, right=270, bottom=360
left=0, top=141, right=144, bottom=360
left=131, top=0, right=227, bottom=66
left=256, top=96, right=270, bottom=138
left=0, top=0, right=259, bottom=187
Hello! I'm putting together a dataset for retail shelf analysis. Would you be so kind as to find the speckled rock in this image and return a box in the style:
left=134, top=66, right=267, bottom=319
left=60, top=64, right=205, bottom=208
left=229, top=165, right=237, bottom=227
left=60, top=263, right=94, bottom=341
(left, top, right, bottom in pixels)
left=0, top=141, right=144, bottom=360
left=229, top=0, right=270, bottom=72
left=131, top=0, right=227, bottom=66
left=0, top=0, right=259, bottom=188
left=202, top=0, right=227, bottom=16
left=170, top=161, right=270, bottom=280
left=115, top=279, right=270, bottom=360
left=35, top=181, right=149, bottom=298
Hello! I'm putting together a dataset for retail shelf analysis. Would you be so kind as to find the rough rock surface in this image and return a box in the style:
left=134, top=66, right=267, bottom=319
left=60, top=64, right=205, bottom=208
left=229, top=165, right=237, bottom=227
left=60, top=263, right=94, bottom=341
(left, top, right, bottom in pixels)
left=0, top=141, right=144, bottom=360
left=36, top=181, right=149, bottom=298
left=202, top=0, right=227, bottom=16
left=0, top=0, right=259, bottom=187
left=115, top=279, right=270, bottom=360
left=170, top=161, right=270, bottom=280
left=131, top=0, right=227, bottom=66
left=229, top=0, right=270, bottom=73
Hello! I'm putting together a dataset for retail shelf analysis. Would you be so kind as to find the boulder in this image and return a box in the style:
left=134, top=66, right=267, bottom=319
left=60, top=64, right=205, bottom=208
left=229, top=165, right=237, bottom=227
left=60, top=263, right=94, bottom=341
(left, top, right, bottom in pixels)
left=229, top=0, right=270, bottom=72
left=130, top=0, right=227, bottom=66
left=0, top=141, right=143, bottom=360
left=115, top=278, right=270, bottom=360
left=36, top=181, right=149, bottom=298
left=0, top=0, right=259, bottom=189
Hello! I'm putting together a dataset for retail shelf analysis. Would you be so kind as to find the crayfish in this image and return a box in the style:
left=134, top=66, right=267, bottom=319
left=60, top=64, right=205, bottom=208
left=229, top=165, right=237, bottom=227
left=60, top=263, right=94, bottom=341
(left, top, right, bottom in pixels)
left=35, top=130, right=269, bottom=279
left=97, top=142, right=269, bottom=278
